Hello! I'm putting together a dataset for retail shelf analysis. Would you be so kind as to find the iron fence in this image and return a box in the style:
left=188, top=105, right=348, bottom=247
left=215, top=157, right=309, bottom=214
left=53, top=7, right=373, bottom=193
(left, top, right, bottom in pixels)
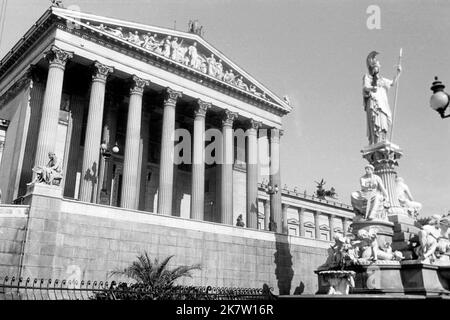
left=0, top=276, right=276, bottom=300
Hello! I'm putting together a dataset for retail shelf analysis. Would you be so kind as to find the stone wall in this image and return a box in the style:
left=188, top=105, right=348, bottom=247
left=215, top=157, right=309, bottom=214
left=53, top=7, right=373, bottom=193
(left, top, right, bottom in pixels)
left=14, top=185, right=330, bottom=294
left=0, top=205, right=29, bottom=276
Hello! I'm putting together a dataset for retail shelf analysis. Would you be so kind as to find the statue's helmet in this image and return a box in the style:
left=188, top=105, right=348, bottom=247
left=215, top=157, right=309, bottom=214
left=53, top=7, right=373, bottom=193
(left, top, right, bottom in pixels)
left=366, top=51, right=380, bottom=74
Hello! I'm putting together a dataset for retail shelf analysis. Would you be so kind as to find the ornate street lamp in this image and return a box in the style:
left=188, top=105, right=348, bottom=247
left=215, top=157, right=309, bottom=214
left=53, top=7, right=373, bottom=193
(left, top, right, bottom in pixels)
left=261, top=181, right=279, bottom=231
left=263, top=183, right=279, bottom=195
left=97, top=141, right=119, bottom=203
left=430, top=76, right=450, bottom=118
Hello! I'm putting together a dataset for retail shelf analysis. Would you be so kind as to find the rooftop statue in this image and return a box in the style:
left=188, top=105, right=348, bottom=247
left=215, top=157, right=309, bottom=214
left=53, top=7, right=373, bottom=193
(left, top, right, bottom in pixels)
left=27, top=152, right=63, bottom=186
left=362, top=51, right=401, bottom=144
left=351, top=164, right=389, bottom=220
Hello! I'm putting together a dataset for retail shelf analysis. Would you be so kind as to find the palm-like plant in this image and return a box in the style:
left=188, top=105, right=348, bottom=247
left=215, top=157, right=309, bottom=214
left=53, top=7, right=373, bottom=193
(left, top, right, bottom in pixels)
left=111, top=252, right=201, bottom=295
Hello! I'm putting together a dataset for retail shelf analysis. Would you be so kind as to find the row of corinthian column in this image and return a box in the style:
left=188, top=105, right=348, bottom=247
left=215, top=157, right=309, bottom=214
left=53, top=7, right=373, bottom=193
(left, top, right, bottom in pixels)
left=32, top=45, right=284, bottom=231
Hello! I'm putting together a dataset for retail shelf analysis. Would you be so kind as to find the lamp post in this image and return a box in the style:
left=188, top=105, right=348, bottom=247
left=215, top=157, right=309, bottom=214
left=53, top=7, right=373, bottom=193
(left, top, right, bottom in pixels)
left=96, top=141, right=119, bottom=204
left=262, top=182, right=279, bottom=231
left=430, top=76, right=450, bottom=118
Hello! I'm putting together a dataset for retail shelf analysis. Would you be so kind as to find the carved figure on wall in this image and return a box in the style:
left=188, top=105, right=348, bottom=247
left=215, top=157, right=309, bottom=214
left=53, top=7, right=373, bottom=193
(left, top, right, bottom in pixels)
left=351, top=164, right=389, bottom=220
left=236, top=76, right=249, bottom=91
left=127, top=31, right=143, bottom=46
left=161, top=36, right=172, bottom=57
left=206, top=54, right=217, bottom=76
left=395, top=176, right=422, bottom=217
left=415, top=215, right=450, bottom=264
left=216, top=59, right=224, bottom=80
left=27, top=152, right=63, bottom=186
left=106, top=26, right=124, bottom=38
left=362, top=51, right=401, bottom=144
left=143, top=33, right=159, bottom=51
left=90, top=24, right=269, bottom=100
left=188, top=42, right=199, bottom=68
left=223, top=69, right=236, bottom=85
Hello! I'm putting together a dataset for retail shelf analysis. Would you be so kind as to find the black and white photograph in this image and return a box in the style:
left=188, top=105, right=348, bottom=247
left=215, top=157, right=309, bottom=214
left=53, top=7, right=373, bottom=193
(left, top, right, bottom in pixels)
left=0, top=0, right=449, bottom=315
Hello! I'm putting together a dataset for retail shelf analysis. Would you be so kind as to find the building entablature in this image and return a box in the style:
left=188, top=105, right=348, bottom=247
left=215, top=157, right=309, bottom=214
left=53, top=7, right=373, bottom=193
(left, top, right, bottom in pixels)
left=258, top=184, right=354, bottom=220
left=0, top=7, right=291, bottom=125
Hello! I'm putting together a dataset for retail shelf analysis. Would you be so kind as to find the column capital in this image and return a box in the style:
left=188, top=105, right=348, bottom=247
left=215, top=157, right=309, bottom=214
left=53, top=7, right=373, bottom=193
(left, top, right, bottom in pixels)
left=130, top=75, right=149, bottom=95
left=222, top=110, right=238, bottom=127
left=44, top=45, right=73, bottom=69
left=248, top=119, right=262, bottom=131
left=314, top=211, right=321, bottom=218
left=282, top=203, right=290, bottom=209
left=92, top=61, right=114, bottom=83
left=194, top=99, right=211, bottom=117
left=270, top=128, right=284, bottom=143
left=164, top=87, right=182, bottom=106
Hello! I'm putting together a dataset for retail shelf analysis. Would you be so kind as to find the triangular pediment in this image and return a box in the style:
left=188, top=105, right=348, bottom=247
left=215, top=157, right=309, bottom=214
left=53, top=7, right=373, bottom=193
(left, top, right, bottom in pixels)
left=51, top=7, right=291, bottom=113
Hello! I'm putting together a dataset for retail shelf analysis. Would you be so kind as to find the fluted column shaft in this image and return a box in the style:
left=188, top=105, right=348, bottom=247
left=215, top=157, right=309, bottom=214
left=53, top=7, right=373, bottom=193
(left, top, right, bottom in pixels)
left=121, top=76, right=149, bottom=209
left=246, top=120, right=261, bottom=229
left=79, top=62, right=114, bottom=203
left=298, top=208, right=305, bottom=237
left=34, top=45, right=73, bottom=169
left=376, top=167, right=401, bottom=207
left=191, top=100, right=210, bottom=220
left=314, top=211, right=321, bottom=239
left=269, top=128, right=283, bottom=233
left=158, top=88, right=182, bottom=215
left=329, top=214, right=335, bottom=240
left=138, top=112, right=150, bottom=210
left=264, top=199, right=270, bottom=230
left=282, top=203, right=289, bottom=234
left=220, top=110, right=237, bottom=225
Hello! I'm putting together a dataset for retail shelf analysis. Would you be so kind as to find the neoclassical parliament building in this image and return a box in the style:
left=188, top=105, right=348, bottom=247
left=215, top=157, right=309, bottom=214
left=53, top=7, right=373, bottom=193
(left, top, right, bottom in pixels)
left=0, top=6, right=353, bottom=294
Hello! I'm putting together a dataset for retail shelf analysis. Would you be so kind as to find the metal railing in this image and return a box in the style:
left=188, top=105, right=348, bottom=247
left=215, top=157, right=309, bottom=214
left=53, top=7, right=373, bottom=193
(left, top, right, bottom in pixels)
left=0, top=276, right=276, bottom=300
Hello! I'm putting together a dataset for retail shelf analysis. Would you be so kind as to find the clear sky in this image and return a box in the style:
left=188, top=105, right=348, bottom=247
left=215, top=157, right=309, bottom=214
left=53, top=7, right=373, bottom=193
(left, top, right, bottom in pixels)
left=1, top=0, right=450, bottom=217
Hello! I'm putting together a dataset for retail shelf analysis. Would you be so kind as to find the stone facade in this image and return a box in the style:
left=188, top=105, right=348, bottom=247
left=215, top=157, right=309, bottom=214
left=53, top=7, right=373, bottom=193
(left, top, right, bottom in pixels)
left=0, top=6, right=354, bottom=295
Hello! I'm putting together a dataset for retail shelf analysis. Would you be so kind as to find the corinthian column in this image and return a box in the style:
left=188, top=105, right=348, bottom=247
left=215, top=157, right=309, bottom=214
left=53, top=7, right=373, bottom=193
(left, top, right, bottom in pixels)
left=158, top=88, right=182, bottom=215
left=220, top=110, right=237, bottom=225
left=269, top=128, right=283, bottom=233
left=246, top=119, right=261, bottom=229
left=121, top=76, right=149, bottom=209
left=34, top=45, right=73, bottom=169
left=190, top=99, right=211, bottom=220
left=79, top=62, right=114, bottom=203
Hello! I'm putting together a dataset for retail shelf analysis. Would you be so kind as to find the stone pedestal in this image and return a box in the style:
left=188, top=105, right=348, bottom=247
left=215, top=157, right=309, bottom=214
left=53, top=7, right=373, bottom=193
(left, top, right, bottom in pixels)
left=316, top=261, right=450, bottom=296
left=350, top=219, right=394, bottom=248
left=388, top=214, right=421, bottom=259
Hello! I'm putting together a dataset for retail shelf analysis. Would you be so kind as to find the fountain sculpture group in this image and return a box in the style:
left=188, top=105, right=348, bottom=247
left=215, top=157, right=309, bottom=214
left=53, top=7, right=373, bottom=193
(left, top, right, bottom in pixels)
left=316, top=51, right=450, bottom=296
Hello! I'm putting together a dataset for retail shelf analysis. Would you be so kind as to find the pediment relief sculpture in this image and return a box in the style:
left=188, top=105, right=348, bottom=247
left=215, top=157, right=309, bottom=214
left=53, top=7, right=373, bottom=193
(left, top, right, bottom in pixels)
left=86, top=22, right=270, bottom=101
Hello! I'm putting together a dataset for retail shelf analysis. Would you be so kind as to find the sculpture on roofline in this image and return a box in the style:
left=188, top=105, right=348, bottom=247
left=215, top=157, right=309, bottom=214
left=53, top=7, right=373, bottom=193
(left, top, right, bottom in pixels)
left=351, top=164, right=389, bottom=220
left=363, top=51, right=401, bottom=144
left=27, top=152, right=63, bottom=186
left=315, top=179, right=338, bottom=200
